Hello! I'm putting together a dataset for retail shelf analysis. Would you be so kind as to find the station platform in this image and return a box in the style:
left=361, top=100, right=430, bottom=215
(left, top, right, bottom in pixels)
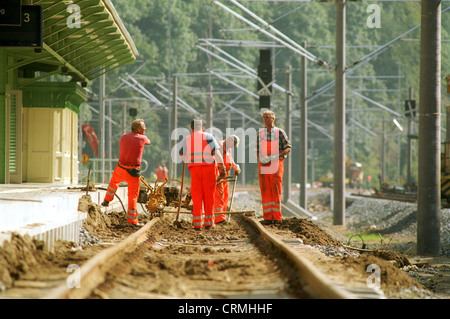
left=0, top=183, right=129, bottom=252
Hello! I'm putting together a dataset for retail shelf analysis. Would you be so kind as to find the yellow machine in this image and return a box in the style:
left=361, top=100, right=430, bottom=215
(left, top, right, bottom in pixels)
left=319, top=157, right=363, bottom=188
left=138, top=177, right=192, bottom=214
left=346, top=158, right=364, bottom=188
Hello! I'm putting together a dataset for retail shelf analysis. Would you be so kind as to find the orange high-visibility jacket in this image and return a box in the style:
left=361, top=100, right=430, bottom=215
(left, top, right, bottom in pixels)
left=182, top=131, right=218, bottom=228
left=185, top=131, right=216, bottom=167
left=258, top=128, right=283, bottom=221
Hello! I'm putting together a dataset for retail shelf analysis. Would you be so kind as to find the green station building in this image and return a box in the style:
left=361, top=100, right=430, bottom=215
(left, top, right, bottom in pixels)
left=0, top=0, right=138, bottom=184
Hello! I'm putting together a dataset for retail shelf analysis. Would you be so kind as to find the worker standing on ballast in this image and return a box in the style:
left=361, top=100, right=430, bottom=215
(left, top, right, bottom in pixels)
left=214, top=135, right=241, bottom=225
left=155, top=163, right=164, bottom=179
left=179, top=119, right=226, bottom=230
left=257, top=110, right=291, bottom=224
left=161, top=163, right=169, bottom=179
left=102, top=119, right=151, bottom=226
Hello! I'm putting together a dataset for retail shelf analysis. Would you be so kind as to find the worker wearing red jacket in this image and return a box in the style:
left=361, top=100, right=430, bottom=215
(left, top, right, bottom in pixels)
left=155, top=163, right=164, bottom=179
left=257, top=111, right=291, bottom=224
left=161, top=163, right=169, bottom=178
left=214, top=135, right=241, bottom=224
left=179, top=119, right=226, bottom=230
left=102, top=119, right=150, bottom=225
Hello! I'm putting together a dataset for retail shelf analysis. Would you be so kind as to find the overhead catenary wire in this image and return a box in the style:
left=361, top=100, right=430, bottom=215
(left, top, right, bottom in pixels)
left=213, top=0, right=333, bottom=70
left=307, top=46, right=389, bottom=103
left=349, top=118, right=378, bottom=137
left=119, top=76, right=166, bottom=108
left=200, top=38, right=284, bottom=48
left=217, top=93, right=245, bottom=114
left=125, top=74, right=165, bottom=107
left=196, top=44, right=289, bottom=94
left=154, top=82, right=202, bottom=117
left=198, top=39, right=334, bottom=135
left=227, top=0, right=316, bottom=62
left=349, top=5, right=450, bottom=70
left=199, top=38, right=256, bottom=75
left=210, top=71, right=259, bottom=98
left=109, top=60, right=149, bottom=96
left=351, top=90, right=401, bottom=117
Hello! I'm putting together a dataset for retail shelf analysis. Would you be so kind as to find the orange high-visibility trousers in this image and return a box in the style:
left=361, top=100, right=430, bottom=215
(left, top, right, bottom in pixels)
left=214, top=169, right=229, bottom=224
left=189, top=165, right=217, bottom=228
left=258, top=159, right=284, bottom=221
left=104, top=165, right=140, bottom=224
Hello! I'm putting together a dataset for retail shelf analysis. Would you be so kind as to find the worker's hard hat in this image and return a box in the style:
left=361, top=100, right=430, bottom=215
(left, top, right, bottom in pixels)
left=230, top=135, right=240, bottom=148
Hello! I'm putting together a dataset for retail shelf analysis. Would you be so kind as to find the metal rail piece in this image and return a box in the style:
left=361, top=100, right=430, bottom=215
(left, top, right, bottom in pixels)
left=244, top=216, right=356, bottom=299
left=44, top=218, right=160, bottom=299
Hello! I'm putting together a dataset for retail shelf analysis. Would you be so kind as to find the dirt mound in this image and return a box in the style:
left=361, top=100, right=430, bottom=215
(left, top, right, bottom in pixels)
left=0, top=194, right=143, bottom=292
left=78, top=194, right=151, bottom=238
left=0, top=234, right=53, bottom=289
left=155, top=216, right=249, bottom=245
left=340, top=253, right=421, bottom=290
left=368, top=249, right=411, bottom=268
left=275, top=217, right=343, bottom=247
left=79, top=195, right=122, bottom=230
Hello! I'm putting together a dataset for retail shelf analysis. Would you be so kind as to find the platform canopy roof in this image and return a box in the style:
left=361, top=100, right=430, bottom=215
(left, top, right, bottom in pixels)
left=7, top=0, right=138, bottom=85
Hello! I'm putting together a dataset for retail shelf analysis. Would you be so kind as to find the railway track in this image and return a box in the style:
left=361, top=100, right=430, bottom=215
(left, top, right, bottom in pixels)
left=351, top=191, right=450, bottom=208
left=0, top=190, right=391, bottom=302
left=41, top=213, right=381, bottom=300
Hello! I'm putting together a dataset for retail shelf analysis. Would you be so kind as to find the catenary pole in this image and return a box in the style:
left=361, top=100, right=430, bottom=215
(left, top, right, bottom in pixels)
left=334, top=0, right=346, bottom=225
left=99, top=73, right=106, bottom=184
left=417, top=0, right=441, bottom=256
left=283, top=66, right=292, bottom=203
left=171, top=75, right=178, bottom=179
left=300, top=42, right=307, bottom=209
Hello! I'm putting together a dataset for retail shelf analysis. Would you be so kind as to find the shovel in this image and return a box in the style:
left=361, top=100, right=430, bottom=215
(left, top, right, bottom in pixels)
left=174, top=161, right=185, bottom=227
left=226, top=174, right=238, bottom=222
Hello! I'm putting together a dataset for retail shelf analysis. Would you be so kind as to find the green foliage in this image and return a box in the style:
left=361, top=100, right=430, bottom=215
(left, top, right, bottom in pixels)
left=86, top=1, right=448, bottom=185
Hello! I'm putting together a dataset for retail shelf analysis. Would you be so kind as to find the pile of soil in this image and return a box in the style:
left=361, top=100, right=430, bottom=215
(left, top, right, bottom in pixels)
left=0, top=194, right=138, bottom=292
left=273, top=217, right=343, bottom=247
left=259, top=216, right=426, bottom=295
left=368, top=249, right=412, bottom=268
left=0, top=234, right=53, bottom=290
left=78, top=194, right=152, bottom=239
left=339, top=253, right=422, bottom=290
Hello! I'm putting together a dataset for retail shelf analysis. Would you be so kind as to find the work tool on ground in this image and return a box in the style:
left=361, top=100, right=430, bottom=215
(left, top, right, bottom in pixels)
left=226, top=174, right=238, bottom=222
left=216, top=175, right=235, bottom=185
left=174, top=161, right=185, bottom=227
left=140, top=176, right=168, bottom=213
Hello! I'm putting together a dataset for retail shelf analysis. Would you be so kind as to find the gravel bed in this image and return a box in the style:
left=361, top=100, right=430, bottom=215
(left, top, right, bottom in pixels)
left=345, top=197, right=450, bottom=256
left=223, top=189, right=450, bottom=298
left=296, top=189, right=450, bottom=256
left=79, top=227, right=102, bottom=246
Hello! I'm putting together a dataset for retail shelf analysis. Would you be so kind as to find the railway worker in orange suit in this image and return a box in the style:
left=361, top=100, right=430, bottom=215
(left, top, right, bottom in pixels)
left=257, top=110, right=291, bottom=224
left=179, top=119, right=226, bottom=230
left=161, top=163, right=169, bottom=179
left=155, top=163, right=164, bottom=179
left=214, top=135, right=241, bottom=225
left=101, top=119, right=151, bottom=226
